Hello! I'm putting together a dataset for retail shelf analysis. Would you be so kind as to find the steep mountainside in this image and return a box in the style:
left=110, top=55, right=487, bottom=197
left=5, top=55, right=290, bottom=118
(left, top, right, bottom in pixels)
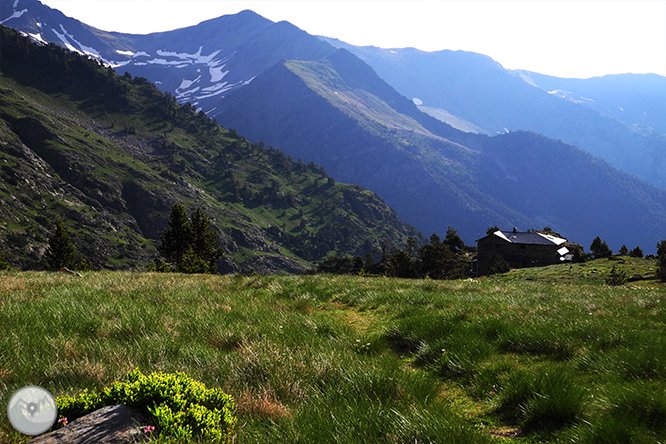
left=324, top=40, right=666, bottom=190
left=216, top=49, right=666, bottom=251
left=0, top=26, right=418, bottom=271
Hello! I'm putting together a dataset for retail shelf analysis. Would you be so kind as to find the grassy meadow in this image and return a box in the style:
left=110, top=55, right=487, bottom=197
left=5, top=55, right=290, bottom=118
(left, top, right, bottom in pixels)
left=1, top=258, right=665, bottom=443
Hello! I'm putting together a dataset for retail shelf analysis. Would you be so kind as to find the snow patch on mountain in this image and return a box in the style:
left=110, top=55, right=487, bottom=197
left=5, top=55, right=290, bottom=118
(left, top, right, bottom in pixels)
left=27, top=32, right=46, bottom=44
left=0, top=8, right=27, bottom=24
left=155, top=47, right=223, bottom=65
left=209, top=65, right=228, bottom=82
left=147, top=58, right=193, bottom=66
left=178, top=76, right=202, bottom=91
left=548, top=89, right=597, bottom=106
left=52, top=24, right=101, bottom=59
left=157, top=48, right=202, bottom=60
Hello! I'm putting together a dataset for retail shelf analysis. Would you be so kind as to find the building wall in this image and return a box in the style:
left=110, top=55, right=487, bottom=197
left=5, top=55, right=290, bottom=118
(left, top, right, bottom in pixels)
left=477, top=237, right=561, bottom=276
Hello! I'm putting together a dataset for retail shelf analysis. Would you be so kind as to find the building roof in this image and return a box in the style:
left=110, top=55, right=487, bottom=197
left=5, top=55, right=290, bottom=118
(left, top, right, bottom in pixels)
left=480, top=230, right=567, bottom=246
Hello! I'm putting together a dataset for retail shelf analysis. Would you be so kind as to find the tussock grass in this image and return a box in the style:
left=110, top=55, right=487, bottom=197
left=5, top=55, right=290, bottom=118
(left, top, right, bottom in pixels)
left=1, top=267, right=665, bottom=443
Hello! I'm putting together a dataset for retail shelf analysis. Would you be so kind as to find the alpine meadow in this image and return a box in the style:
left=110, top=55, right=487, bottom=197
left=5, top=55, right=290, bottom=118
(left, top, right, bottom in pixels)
left=1, top=1, right=666, bottom=443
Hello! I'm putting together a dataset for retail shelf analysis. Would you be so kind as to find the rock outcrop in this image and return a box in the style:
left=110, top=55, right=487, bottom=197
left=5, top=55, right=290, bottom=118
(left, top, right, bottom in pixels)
left=28, top=405, right=149, bottom=444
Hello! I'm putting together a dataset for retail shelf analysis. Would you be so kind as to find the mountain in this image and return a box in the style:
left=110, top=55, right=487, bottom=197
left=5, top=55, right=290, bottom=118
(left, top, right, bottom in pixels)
left=214, top=48, right=666, bottom=251
left=323, top=40, right=666, bottom=190
left=0, top=26, right=418, bottom=271
left=517, top=71, right=666, bottom=136
left=0, top=0, right=336, bottom=116
left=3, top=1, right=664, bottom=252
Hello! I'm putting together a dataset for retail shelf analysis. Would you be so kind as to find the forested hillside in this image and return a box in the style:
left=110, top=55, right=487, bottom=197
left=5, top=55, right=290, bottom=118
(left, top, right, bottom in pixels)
left=0, top=26, right=419, bottom=271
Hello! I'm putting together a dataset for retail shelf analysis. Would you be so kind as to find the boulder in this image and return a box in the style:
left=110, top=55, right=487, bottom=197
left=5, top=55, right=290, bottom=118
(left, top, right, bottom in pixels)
left=28, top=405, right=150, bottom=444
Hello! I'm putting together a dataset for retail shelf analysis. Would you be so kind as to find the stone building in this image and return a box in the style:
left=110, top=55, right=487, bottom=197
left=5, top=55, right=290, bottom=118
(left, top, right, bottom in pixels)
left=476, top=228, right=570, bottom=276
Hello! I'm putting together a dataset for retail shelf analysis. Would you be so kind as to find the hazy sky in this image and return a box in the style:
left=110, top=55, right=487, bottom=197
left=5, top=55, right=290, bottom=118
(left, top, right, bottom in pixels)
left=40, top=0, right=666, bottom=79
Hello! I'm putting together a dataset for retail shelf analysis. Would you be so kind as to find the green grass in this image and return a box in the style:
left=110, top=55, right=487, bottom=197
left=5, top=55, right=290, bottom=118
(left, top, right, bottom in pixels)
left=1, top=266, right=664, bottom=442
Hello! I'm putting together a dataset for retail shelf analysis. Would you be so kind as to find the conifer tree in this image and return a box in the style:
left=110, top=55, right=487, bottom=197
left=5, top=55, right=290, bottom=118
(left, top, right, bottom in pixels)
left=590, top=236, right=612, bottom=259
left=386, top=249, right=416, bottom=278
left=158, top=204, right=192, bottom=269
left=189, top=207, right=224, bottom=272
left=157, top=204, right=223, bottom=273
left=486, top=226, right=500, bottom=235
left=444, top=226, right=465, bottom=252
left=43, top=217, right=77, bottom=270
left=629, top=246, right=643, bottom=258
left=657, top=240, right=666, bottom=283
left=404, top=236, right=419, bottom=259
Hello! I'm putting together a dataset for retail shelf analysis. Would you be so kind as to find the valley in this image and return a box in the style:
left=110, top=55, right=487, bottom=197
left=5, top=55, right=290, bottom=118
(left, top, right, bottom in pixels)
left=2, top=0, right=664, bottom=259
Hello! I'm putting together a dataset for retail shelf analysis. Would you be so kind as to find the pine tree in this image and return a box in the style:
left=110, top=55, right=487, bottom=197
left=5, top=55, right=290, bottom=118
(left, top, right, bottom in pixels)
left=386, top=249, right=416, bottom=278
left=419, top=233, right=468, bottom=279
left=43, top=217, right=77, bottom=270
left=157, top=204, right=223, bottom=273
left=657, top=240, right=666, bottom=283
left=179, top=248, right=211, bottom=274
left=629, top=246, right=643, bottom=258
left=158, top=204, right=192, bottom=269
left=419, top=234, right=446, bottom=279
left=189, top=207, right=223, bottom=272
left=590, top=236, right=612, bottom=259
left=619, top=245, right=629, bottom=256
left=444, top=226, right=465, bottom=252
left=404, top=236, right=419, bottom=259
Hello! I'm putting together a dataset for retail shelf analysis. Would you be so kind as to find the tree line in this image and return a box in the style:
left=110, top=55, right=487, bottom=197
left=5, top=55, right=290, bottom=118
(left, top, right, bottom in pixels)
left=2, top=208, right=666, bottom=284
left=9, top=204, right=223, bottom=274
left=316, top=227, right=472, bottom=280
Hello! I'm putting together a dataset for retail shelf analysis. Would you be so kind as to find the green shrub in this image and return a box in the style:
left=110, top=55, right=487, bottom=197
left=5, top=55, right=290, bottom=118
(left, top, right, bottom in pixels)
left=74, top=258, right=93, bottom=272
left=489, top=255, right=510, bottom=275
left=57, top=369, right=236, bottom=442
left=0, top=255, right=11, bottom=271
left=605, top=264, right=627, bottom=286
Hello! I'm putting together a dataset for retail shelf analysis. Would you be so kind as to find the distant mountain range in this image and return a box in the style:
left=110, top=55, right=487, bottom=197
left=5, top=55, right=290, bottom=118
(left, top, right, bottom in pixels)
left=2, top=0, right=665, bottom=254
left=324, top=40, right=666, bottom=189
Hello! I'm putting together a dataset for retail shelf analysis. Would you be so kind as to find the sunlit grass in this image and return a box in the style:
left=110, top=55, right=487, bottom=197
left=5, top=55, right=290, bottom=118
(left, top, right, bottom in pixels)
left=1, top=268, right=664, bottom=443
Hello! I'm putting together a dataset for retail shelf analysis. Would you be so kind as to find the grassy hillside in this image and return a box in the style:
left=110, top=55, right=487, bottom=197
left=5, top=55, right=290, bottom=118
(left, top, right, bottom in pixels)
left=1, top=264, right=664, bottom=443
left=0, top=26, right=418, bottom=272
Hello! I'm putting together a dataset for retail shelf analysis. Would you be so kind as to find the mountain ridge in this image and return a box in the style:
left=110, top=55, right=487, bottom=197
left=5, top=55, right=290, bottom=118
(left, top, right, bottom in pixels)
left=215, top=52, right=666, bottom=251
left=0, top=25, right=419, bottom=271
left=323, top=39, right=666, bottom=189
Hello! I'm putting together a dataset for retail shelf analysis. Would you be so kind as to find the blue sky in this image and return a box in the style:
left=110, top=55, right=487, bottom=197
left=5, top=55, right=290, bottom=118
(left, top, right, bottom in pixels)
left=41, top=0, right=666, bottom=79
